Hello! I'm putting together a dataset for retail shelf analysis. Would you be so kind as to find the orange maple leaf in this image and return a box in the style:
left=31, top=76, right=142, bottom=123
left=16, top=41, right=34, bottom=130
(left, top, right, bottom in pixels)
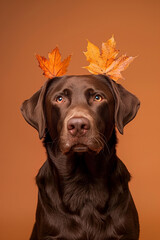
left=83, top=36, right=136, bottom=81
left=36, top=47, right=71, bottom=78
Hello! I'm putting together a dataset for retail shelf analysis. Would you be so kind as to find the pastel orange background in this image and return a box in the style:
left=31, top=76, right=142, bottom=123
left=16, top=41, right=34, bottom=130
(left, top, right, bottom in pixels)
left=1, top=0, right=160, bottom=239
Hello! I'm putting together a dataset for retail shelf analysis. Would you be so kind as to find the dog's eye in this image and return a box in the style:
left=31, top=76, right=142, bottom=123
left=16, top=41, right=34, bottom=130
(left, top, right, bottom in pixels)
left=56, top=96, right=64, bottom=103
left=94, top=94, right=103, bottom=102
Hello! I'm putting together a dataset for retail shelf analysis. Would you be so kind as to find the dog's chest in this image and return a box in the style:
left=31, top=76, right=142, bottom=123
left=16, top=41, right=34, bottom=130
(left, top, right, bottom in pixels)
left=62, top=177, right=109, bottom=215
left=61, top=179, right=110, bottom=239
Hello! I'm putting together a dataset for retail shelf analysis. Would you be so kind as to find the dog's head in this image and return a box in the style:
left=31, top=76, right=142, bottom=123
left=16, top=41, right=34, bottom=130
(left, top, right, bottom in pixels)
left=21, top=75, right=140, bottom=154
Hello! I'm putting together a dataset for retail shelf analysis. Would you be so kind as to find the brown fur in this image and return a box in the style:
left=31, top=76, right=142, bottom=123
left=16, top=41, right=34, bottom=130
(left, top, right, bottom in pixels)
left=21, top=75, right=140, bottom=240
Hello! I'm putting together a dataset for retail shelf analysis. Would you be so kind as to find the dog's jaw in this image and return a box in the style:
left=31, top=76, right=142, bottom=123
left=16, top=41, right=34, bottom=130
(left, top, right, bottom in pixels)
left=60, top=138, right=104, bottom=155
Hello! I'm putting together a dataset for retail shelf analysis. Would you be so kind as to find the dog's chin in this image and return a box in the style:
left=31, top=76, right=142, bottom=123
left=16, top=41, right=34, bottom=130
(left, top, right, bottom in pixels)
left=71, top=144, right=89, bottom=153
left=61, top=143, right=103, bottom=155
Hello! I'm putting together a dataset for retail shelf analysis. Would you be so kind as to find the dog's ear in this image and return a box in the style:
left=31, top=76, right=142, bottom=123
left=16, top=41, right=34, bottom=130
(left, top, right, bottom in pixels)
left=20, top=79, right=52, bottom=139
left=105, top=76, right=140, bottom=134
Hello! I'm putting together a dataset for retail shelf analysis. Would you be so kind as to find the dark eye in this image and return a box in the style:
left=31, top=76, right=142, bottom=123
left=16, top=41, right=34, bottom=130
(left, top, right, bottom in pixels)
left=94, top=94, right=103, bottom=102
left=56, top=96, right=64, bottom=103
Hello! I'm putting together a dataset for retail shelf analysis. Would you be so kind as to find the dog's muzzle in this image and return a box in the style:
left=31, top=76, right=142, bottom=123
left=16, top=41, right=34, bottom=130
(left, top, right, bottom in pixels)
left=59, top=108, right=104, bottom=154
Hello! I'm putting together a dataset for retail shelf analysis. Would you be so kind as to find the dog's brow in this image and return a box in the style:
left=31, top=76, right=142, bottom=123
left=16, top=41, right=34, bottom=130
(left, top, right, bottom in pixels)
left=53, top=88, right=71, bottom=97
left=62, top=88, right=71, bottom=95
left=85, top=88, right=94, bottom=93
left=85, top=88, right=107, bottom=98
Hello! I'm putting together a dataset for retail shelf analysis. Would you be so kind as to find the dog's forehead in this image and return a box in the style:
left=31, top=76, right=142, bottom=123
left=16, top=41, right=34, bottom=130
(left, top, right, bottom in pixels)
left=61, top=75, right=111, bottom=91
left=48, top=75, right=112, bottom=96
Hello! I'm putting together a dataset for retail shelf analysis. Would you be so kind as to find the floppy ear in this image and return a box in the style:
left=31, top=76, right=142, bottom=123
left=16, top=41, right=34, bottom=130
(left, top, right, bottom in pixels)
left=105, top=77, right=140, bottom=134
left=20, top=79, right=52, bottom=139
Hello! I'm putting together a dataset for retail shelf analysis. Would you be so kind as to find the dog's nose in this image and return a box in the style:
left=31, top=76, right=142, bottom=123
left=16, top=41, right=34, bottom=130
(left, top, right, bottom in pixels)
left=67, top=117, right=90, bottom=136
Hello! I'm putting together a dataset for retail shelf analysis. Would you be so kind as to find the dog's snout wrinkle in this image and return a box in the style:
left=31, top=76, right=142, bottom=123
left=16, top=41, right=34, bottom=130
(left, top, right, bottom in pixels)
left=67, top=117, right=90, bottom=137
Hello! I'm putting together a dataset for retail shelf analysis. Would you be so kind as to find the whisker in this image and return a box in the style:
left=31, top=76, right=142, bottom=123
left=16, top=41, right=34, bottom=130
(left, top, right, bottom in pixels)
left=94, top=130, right=111, bottom=155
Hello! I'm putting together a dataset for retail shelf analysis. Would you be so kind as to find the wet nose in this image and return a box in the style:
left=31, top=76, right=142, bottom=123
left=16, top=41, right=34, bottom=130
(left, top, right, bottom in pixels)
left=67, top=117, right=90, bottom=136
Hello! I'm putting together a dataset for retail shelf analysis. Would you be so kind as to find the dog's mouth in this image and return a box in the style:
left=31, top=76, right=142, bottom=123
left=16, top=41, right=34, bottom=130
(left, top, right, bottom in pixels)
left=71, top=144, right=89, bottom=153
left=60, top=133, right=104, bottom=155
left=62, top=142, right=103, bottom=155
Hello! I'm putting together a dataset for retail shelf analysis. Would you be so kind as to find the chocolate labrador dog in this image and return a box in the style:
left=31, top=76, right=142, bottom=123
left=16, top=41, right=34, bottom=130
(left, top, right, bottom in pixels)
left=21, top=74, right=140, bottom=240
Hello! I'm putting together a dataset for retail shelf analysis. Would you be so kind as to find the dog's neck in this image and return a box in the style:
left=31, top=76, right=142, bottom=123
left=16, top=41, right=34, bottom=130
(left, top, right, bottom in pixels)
left=41, top=130, right=129, bottom=214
